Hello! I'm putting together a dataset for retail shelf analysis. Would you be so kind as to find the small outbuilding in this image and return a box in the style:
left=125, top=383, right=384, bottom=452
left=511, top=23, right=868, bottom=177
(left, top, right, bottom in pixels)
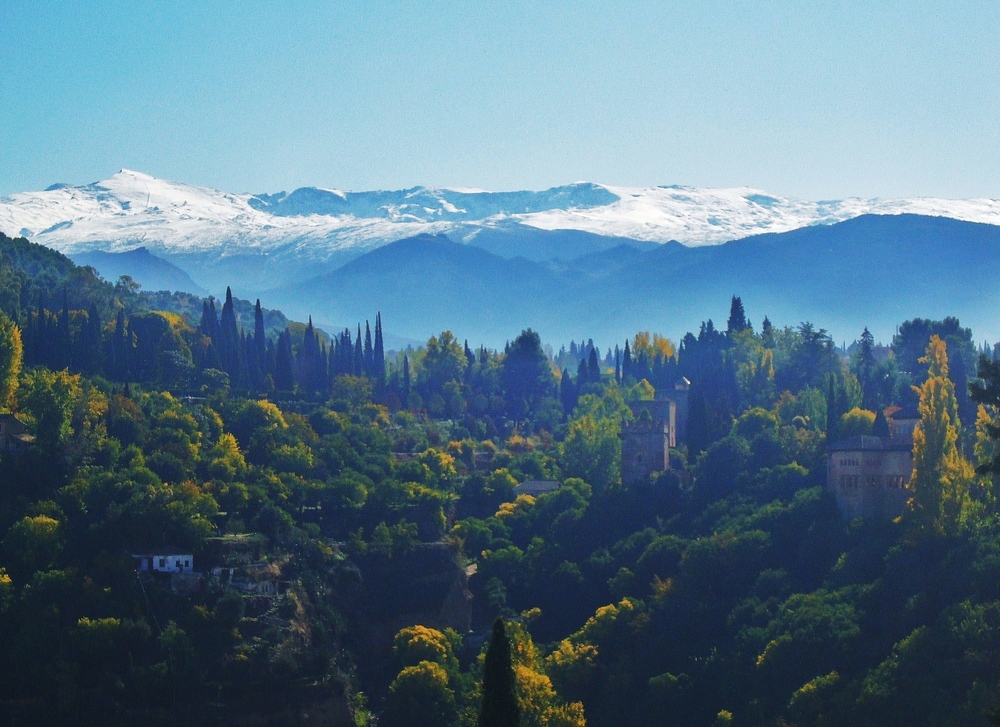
left=515, top=480, right=560, bottom=497
left=0, top=413, right=35, bottom=453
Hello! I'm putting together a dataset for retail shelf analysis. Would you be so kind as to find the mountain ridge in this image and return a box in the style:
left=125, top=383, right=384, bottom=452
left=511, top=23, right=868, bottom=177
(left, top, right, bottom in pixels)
left=264, top=215, right=1000, bottom=349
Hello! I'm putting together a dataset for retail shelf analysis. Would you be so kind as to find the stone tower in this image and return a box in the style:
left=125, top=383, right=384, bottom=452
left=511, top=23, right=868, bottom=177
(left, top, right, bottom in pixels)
left=621, top=410, right=671, bottom=485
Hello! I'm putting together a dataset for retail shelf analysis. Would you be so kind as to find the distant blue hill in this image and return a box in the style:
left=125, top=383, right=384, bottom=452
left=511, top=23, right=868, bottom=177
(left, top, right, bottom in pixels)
left=72, top=247, right=208, bottom=296
left=264, top=215, right=1000, bottom=348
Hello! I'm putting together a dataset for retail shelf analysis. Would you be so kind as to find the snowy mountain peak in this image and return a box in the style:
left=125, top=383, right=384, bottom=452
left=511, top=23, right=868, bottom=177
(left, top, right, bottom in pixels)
left=2, top=171, right=1000, bottom=263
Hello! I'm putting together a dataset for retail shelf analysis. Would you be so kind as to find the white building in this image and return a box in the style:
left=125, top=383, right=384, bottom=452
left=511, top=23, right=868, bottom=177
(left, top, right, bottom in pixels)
left=133, top=550, right=195, bottom=574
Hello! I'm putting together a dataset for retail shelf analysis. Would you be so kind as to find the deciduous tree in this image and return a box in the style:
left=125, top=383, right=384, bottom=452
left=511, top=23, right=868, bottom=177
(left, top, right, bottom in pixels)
left=908, top=335, right=973, bottom=535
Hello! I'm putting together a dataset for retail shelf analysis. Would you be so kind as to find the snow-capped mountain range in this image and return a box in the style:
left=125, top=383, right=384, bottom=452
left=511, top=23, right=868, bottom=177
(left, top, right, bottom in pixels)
left=4, top=169, right=1000, bottom=261
left=4, top=170, right=1000, bottom=346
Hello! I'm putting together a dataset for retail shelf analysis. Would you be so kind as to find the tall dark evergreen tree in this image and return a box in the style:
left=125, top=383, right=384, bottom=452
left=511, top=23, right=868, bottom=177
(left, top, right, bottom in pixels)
left=853, top=326, right=879, bottom=411
left=576, top=357, right=589, bottom=388
left=622, top=339, right=632, bottom=381
left=275, top=329, right=295, bottom=392
left=199, top=298, right=221, bottom=341
left=825, top=374, right=849, bottom=437
left=402, top=354, right=411, bottom=403
left=587, top=346, right=600, bottom=384
left=244, top=331, right=263, bottom=391
left=353, top=325, right=364, bottom=376
left=687, top=388, right=710, bottom=455
left=364, top=321, right=374, bottom=377
left=761, top=315, right=775, bottom=348
left=727, top=295, right=749, bottom=334
left=298, top=317, right=327, bottom=394
left=109, top=309, right=130, bottom=381
left=55, top=289, right=71, bottom=370
left=479, top=618, right=520, bottom=727
left=374, top=312, right=386, bottom=386
left=253, top=299, right=266, bottom=372
left=560, top=367, right=576, bottom=414
left=218, top=287, right=245, bottom=387
left=265, top=338, right=278, bottom=389
left=78, top=302, right=102, bottom=374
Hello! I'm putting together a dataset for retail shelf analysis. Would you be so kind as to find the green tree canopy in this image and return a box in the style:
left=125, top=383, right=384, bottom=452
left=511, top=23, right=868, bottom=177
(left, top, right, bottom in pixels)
left=502, top=329, right=554, bottom=422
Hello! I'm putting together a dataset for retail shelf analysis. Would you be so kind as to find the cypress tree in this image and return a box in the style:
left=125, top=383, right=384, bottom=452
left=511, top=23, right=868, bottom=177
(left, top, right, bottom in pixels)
left=588, top=347, right=600, bottom=383
left=374, top=312, right=386, bottom=385
left=623, top=340, right=632, bottom=381
left=242, top=332, right=262, bottom=391
left=319, top=341, right=329, bottom=394
left=364, top=321, right=374, bottom=377
left=826, top=374, right=841, bottom=437
left=253, top=299, right=267, bottom=372
left=110, top=309, right=129, bottom=381
left=614, top=346, right=621, bottom=384
left=299, top=317, right=317, bottom=391
left=218, top=287, right=244, bottom=386
left=479, top=618, right=520, bottom=727
left=199, top=299, right=216, bottom=338
left=57, top=289, right=71, bottom=369
left=687, top=388, right=710, bottom=455
left=275, top=329, right=295, bottom=392
left=560, top=367, right=576, bottom=414
left=402, top=354, right=411, bottom=403
left=326, top=333, right=340, bottom=383
left=353, top=325, right=363, bottom=376
left=464, top=338, right=475, bottom=383
left=80, top=302, right=102, bottom=375
left=265, top=338, right=277, bottom=385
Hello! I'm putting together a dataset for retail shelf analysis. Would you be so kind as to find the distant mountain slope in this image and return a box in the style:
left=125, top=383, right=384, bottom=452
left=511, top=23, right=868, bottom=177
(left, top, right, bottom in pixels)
left=4, top=170, right=1000, bottom=298
left=72, top=247, right=207, bottom=295
left=465, top=226, right=659, bottom=261
left=266, top=215, right=1000, bottom=348
left=267, top=234, right=566, bottom=345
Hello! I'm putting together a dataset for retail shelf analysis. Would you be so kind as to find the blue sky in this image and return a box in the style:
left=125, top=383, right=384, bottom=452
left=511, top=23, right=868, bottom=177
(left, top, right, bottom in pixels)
left=2, top=1, right=998, bottom=199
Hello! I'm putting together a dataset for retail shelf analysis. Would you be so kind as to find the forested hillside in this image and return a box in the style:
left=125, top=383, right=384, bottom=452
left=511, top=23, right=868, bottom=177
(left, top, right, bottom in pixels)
left=1, top=230, right=1000, bottom=726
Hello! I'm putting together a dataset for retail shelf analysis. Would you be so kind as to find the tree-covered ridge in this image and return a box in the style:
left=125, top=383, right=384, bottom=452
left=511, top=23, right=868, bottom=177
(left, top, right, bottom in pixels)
left=1, top=237, right=1000, bottom=725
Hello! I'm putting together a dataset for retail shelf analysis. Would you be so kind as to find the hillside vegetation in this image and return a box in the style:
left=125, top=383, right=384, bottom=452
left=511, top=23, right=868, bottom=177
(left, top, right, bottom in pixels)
left=1, top=231, right=1000, bottom=726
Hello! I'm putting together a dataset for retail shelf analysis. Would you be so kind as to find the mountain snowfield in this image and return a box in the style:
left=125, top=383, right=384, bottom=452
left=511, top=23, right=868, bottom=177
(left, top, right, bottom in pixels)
left=4, top=169, right=1000, bottom=259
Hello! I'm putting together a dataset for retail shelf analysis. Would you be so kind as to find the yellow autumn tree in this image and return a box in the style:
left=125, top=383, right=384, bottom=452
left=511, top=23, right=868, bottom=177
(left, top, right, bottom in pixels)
left=393, top=624, right=459, bottom=675
left=632, top=332, right=676, bottom=361
left=0, top=311, right=22, bottom=410
left=907, top=335, right=973, bottom=536
left=497, top=621, right=586, bottom=727
left=974, top=404, right=999, bottom=509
